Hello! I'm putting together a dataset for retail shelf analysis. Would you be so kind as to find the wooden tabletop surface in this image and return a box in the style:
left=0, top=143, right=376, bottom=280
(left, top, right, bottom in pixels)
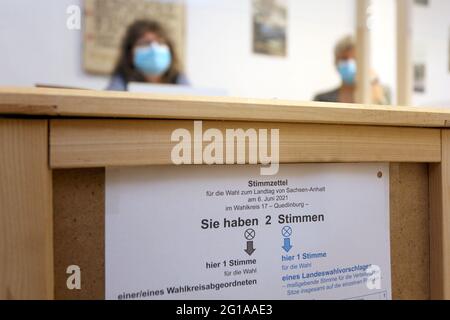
left=1, top=87, right=450, bottom=127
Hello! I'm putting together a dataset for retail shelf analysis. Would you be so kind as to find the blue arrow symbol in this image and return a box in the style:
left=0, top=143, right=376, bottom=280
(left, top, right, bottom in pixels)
left=282, top=238, right=292, bottom=252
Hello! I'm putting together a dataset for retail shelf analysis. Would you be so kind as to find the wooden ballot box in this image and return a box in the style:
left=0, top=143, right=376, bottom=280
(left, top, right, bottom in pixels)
left=0, top=87, right=449, bottom=300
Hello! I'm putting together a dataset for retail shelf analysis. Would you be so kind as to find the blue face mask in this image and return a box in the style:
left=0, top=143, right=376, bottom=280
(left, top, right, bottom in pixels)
left=134, top=43, right=172, bottom=76
left=337, top=59, right=357, bottom=85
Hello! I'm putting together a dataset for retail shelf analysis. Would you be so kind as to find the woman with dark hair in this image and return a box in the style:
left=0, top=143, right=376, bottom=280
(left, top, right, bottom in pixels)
left=107, top=20, right=188, bottom=91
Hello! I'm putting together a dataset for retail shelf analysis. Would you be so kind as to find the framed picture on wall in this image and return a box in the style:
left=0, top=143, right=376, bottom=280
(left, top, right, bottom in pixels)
left=83, top=0, right=186, bottom=75
left=414, top=63, right=426, bottom=93
left=252, top=0, right=287, bottom=57
left=414, top=0, right=429, bottom=6
left=413, top=43, right=427, bottom=93
left=448, top=27, right=450, bottom=73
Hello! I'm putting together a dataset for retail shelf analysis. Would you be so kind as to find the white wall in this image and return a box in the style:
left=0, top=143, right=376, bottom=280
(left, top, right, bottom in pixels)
left=186, top=0, right=355, bottom=100
left=0, top=0, right=355, bottom=100
left=412, top=0, right=450, bottom=107
left=0, top=0, right=107, bottom=90
left=2, top=0, right=448, bottom=104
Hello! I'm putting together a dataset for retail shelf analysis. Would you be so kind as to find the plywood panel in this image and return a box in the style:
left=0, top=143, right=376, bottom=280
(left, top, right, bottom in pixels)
left=53, top=169, right=105, bottom=300
left=50, top=119, right=441, bottom=168
left=0, top=119, right=53, bottom=299
left=390, top=163, right=430, bottom=300
left=52, top=163, right=430, bottom=300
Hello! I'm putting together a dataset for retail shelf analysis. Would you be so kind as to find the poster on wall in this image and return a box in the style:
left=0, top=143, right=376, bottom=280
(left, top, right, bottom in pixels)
left=413, top=44, right=427, bottom=93
left=414, top=64, right=426, bottom=93
left=414, top=0, right=429, bottom=6
left=83, top=0, right=185, bottom=75
left=252, top=0, right=287, bottom=57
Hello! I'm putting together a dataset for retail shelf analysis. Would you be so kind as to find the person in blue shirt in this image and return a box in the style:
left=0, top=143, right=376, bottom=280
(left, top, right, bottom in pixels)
left=107, top=20, right=188, bottom=91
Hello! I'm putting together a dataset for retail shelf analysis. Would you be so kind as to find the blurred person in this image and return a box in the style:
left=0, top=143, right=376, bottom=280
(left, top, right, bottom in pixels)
left=314, top=35, right=389, bottom=104
left=107, top=20, right=188, bottom=91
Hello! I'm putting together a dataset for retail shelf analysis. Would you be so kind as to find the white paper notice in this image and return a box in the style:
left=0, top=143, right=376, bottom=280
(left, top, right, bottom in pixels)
left=106, top=163, right=391, bottom=300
